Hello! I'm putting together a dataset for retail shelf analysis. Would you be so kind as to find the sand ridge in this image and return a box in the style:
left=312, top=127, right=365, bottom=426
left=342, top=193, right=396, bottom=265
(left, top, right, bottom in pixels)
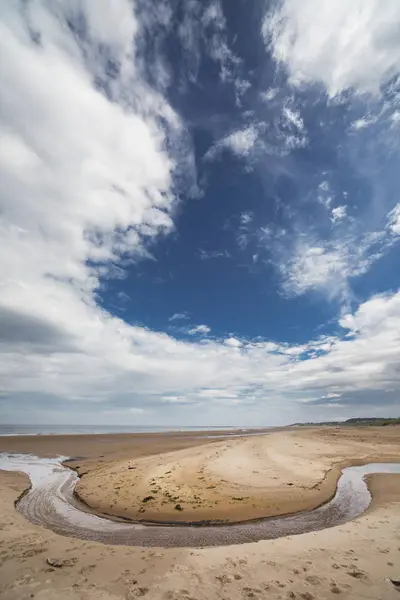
left=74, top=426, right=400, bottom=523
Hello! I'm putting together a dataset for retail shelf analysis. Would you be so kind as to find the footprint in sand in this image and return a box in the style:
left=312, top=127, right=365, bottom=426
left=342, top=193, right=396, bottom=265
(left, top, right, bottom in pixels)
left=215, top=574, right=232, bottom=584
left=242, top=586, right=262, bottom=598
left=305, top=575, right=320, bottom=585
left=126, top=585, right=149, bottom=598
left=347, top=569, right=368, bottom=580
left=163, top=591, right=196, bottom=600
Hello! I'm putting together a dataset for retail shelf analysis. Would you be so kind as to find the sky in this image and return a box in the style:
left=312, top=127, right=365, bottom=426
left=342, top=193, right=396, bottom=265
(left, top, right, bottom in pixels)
left=1, top=0, right=400, bottom=427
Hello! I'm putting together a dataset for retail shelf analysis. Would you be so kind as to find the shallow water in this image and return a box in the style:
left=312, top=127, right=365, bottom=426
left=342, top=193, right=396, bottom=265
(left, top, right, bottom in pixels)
left=0, top=453, right=399, bottom=548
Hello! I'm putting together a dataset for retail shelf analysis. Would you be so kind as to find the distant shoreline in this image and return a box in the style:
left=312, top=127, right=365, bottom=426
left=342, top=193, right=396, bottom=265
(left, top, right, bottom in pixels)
left=0, top=424, right=274, bottom=437
left=1, top=417, right=398, bottom=438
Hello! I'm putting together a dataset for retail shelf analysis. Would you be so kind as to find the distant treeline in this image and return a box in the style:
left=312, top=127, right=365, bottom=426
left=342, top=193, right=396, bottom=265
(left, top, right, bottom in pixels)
left=293, top=417, right=400, bottom=427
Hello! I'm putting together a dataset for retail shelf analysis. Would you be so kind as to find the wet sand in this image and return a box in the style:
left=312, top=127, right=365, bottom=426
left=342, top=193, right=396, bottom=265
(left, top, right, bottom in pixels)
left=0, top=428, right=267, bottom=465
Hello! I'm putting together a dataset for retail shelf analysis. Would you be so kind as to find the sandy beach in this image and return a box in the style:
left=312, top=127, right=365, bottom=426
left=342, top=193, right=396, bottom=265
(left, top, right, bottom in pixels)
left=73, top=427, right=399, bottom=524
left=0, top=426, right=399, bottom=599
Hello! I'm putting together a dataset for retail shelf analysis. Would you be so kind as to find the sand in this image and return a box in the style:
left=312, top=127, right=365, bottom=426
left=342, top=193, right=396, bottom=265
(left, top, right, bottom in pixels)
left=73, top=426, right=400, bottom=523
left=0, top=429, right=264, bottom=465
left=0, top=426, right=399, bottom=600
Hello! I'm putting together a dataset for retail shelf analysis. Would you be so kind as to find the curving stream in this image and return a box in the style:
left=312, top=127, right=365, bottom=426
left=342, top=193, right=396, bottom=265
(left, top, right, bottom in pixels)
left=1, top=453, right=399, bottom=548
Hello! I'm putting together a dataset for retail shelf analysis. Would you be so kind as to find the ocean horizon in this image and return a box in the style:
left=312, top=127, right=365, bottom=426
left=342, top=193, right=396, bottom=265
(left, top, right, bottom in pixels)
left=0, top=424, right=268, bottom=437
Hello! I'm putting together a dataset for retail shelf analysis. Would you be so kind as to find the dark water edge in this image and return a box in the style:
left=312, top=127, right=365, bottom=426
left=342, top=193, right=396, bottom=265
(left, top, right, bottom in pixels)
left=0, top=424, right=270, bottom=437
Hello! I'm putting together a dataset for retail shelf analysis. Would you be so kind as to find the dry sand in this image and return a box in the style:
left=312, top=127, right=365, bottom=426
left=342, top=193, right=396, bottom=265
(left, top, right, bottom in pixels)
left=0, top=426, right=399, bottom=600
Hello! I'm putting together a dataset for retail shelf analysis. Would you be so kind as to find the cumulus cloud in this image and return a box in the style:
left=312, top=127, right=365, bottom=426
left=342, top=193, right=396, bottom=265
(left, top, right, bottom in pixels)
left=264, top=0, right=400, bottom=96
left=0, top=1, right=190, bottom=411
left=224, top=337, right=242, bottom=348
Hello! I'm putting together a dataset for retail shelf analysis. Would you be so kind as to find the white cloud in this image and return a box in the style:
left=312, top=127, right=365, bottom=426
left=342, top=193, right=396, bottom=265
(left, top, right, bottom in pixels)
left=331, top=205, right=347, bottom=224
left=264, top=0, right=400, bottom=96
left=188, top=325, right=211, bottom=335
left=240, top=212, right=254, bottom=225
left=198, top=249, right=231, bottom=260
left=388, top=203, right=400, bottom=235
left=178, top=0, right=240, bottom=84
left=351, top=116, right=378, bottom=130
left=0, top=2, right=183, bottom=287
left=206, top=125, right=258, bottom=161
left=278, top=103, right=307, bottom=150
left=224, top=337, right=242, bottom=348
left=260, top=88, right=278, bottom=102
left=282, top=106, right=304, bottom=132
left=160, top=396, right=190, bottom=404
left=169, top=312, right=189, bottom=322
left=1, top=2, right=400, bottom=427
left=207, top=97, right=308, bottom=163
left=273, top=198, right=400, bottom=304
left=235, top=79, right=251, bottom=99
left=280, top=243, right=351, bottom=301
left=1, top=285, right=400, bottom=425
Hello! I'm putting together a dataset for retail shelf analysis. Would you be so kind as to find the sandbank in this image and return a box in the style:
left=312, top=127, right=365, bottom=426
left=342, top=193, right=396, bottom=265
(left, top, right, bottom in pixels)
left=73, top=426, right=400, bottom=524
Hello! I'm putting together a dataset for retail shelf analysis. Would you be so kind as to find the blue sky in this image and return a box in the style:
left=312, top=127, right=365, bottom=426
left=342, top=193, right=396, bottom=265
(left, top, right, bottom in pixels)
left=0, top=0, right=399, bottom=426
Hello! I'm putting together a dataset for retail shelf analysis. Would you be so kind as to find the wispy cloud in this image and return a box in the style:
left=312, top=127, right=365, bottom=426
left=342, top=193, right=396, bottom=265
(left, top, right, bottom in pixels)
left=198, top=249, right=231, bottom=260
left=205, top=125, right=258, bottom=160
left=187, top=324, right=211, bottom=335
left=275, top=204, right=400, bottom=304
left=240, top=211, right=254, bottom=226
left=178, top=0, right=240, bottom=85
left=169, top=312, right=189, bottom=322
left=331, top=205, right=347, bottom=224
left=388, top=203, right=400, bottom=235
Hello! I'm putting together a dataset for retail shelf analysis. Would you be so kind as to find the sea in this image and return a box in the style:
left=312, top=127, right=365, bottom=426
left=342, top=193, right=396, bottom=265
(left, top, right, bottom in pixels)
left=0, top=424, right=267, bottom=437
